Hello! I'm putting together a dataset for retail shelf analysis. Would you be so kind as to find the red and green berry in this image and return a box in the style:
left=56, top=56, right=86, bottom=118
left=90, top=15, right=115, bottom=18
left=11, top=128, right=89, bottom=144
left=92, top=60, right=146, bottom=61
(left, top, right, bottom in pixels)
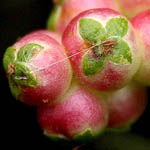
left=3, top=30, right=72, bottom=105
left=63, top=8, right=141, bottom=91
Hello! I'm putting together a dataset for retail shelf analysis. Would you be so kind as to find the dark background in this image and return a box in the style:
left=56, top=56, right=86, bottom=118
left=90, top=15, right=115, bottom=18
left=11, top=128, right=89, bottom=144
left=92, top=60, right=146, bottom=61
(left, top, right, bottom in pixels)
left=0, top=0, right=150, bottom=149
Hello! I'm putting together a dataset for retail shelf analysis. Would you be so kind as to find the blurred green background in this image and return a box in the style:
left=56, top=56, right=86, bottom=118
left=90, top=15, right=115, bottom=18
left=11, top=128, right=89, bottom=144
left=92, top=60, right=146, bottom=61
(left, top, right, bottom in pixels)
left=0, top=0, right=150, bottom=149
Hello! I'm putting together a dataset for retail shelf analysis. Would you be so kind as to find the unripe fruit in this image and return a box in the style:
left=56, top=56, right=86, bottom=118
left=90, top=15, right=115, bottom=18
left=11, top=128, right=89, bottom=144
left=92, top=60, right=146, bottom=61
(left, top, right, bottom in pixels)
left=116, top=0, right=150, bottom=18
left=47, top=0, right=120, bottom=33
left=107, top=82, right=147, bottom=129
left=3, top=30, right=72, bottom=105
left=62, top=8, right=141, bottom=91
left=37, top=82, right=108, bottom=141
left=131, top=10, right=150, bottom=86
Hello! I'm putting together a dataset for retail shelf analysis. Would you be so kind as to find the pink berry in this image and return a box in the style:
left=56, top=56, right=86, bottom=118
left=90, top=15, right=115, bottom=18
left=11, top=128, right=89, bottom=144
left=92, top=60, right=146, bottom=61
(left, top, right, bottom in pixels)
left=131, top=10, right=150, bottom=86
left=107, top=82, right=147, bottom=129
left=116, top=0, right=150, bottom=18
left=20, top=29, right=61, bottom=43
left=47, top=0, right=120, bottom=33
left=62, top=8, right=141, bottom=91
left=3, top=30, right=72, bottom=105
left=37, top=82, right=108, bottom=141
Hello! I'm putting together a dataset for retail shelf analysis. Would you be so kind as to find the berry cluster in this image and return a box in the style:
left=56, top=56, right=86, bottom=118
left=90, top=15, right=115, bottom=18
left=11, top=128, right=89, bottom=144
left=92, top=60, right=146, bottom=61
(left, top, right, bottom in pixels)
left=3, top=0, right=150, bottom=143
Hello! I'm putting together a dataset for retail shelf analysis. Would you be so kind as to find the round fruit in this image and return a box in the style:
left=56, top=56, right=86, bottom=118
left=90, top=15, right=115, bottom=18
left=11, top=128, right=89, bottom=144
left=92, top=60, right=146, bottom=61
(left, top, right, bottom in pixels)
left=131, top=10, right=150, bottom=86
left=3, top=31, right=72, bottom=105
left=38, top=82, right=108, bottom=141
left=62, top=8, right=141, bottom=91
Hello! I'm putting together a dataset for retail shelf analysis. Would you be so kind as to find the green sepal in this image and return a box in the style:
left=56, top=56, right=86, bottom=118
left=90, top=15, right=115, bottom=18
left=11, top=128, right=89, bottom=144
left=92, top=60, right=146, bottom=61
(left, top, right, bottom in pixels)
left=74, top=128, right=94, bottom=142
left=3, top=46, right=16, bottom=72
left=82, top=52, right=105, bottom=76
left=17, top=43, right=43, bottom=62
left=13, top=62, right=37, bottom=87
left=44, top=130, right=69, bottom=141
left=47, top=5, right=62, bottom=30
left=44, top=130, right=75, bottom=148
left=79, top=18, right=106, bottom=44
left=9, top=76, right=22, bottom=99
left=109, top=38, right=132, bottom=64
left=106, top=17, right=128, bottom=37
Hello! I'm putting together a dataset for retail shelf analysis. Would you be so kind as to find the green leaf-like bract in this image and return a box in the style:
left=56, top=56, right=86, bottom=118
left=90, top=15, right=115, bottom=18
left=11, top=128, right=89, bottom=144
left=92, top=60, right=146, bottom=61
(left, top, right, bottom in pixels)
left=79, top=17, right=131, bottom=76
left=14, top=62, right=37, bottom=87
left=9, top=76, right=22, bottom=99
left=79, top=18, right=106, bottom=44
left=74, top=128, right=94, bottom=142
left=109, top=38, right=132, bottom=64
left=17, top=43, right=43, bottom=62
left=44, top=130, right=69, bottom=141
left=3, top=46, right=16, bottom=72
left=106, top=17, right=128, bottom=37
left=82, top=53, right=105, bottom=76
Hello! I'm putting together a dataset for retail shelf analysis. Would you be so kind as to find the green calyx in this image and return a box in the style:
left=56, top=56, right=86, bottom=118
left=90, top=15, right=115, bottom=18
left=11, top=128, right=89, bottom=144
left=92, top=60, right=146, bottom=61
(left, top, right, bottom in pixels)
left=3, top=46, right=16, bottom=72
left=106, top=17, right=128, bottom=37
left=44, top=130, right=69, bottom=141
left=79, top=18, right=107, bottom=43
left=73, top=128, right=94, bottom=142
left=13, top=62, right=38, bottom=87
left=79, top=17, right=132, bottom=76
left=82, top=52, right=105, bottom=76
left=3, top=43, right=42, bottom=99
left=9, top=76, right=22, bottom=99
left=109, top=38, right=132, bottom=64
left=44, top=128, right=103, bottom=143
left=17, top=43, right=43, bottom=62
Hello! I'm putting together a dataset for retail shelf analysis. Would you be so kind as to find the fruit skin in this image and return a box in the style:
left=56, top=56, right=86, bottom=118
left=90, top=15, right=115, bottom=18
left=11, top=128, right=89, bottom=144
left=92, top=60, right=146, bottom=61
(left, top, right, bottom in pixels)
left=107, top=82, right=147, bottom=129
left=62, top=8, right=141, bottom=91
left=21, top=29, right=61, bottom=43
left=47, top=0, right=120, bottom=33
left=3, top=31, right=72, bottom=106
left=131, top=10, right=150, bottom=86
left=116, top=0, right=150, bottom=18
left=37, top=81, right=108, bottom=141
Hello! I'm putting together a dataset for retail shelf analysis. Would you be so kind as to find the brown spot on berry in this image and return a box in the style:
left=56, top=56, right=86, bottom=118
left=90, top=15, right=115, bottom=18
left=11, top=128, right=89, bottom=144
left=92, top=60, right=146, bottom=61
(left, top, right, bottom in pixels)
left=8, top=64, right=15, bottom=75
left=31, top=49, right=39, bottom=57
